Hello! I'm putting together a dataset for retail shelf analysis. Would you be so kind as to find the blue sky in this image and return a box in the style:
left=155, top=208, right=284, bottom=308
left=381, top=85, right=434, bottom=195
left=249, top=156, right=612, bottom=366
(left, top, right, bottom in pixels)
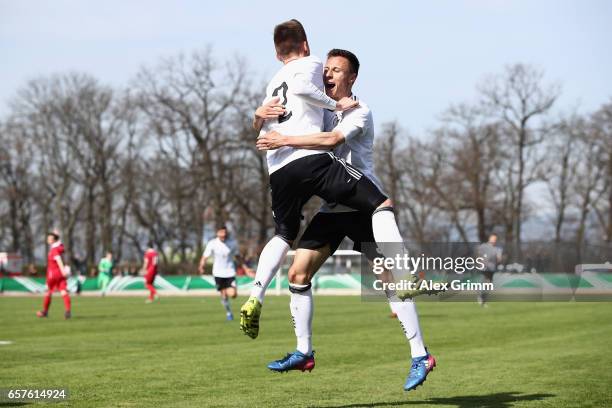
left=1, top=0, right=611, bottom=135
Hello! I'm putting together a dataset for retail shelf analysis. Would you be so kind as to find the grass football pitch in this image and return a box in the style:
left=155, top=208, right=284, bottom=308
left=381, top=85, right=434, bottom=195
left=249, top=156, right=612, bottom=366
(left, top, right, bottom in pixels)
left=1, top=296, right=611, bottom=407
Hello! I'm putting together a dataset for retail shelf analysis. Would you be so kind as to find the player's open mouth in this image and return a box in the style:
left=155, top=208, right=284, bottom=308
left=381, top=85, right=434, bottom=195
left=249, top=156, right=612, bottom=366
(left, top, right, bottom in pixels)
left=325, top=82, right=336, bottom=91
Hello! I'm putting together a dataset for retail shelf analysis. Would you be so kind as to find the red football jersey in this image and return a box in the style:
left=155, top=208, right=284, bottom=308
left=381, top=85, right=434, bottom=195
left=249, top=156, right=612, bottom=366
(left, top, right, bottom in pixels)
left=47, top=242, right=65, bottom=280
left=145, top=249, right=158, bottom=275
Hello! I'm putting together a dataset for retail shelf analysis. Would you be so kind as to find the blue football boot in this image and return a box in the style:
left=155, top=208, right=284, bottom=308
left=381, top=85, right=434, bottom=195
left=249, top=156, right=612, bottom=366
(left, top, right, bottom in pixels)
left=267, top=350, right=315, bottom=373
left=404, top=352, right=436, bottom=391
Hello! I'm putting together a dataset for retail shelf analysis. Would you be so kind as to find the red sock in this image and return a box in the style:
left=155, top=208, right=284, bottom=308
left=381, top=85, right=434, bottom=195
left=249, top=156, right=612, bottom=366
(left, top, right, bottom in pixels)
left=43, top=293, right=52, bottom=312
left=146, top=283, right=156, bottom=300
left=62, top=294, right=71, bottom=312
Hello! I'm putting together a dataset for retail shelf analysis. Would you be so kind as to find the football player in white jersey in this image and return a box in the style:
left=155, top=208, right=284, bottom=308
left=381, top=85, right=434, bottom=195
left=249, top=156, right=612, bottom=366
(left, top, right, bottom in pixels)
left=240, top=24, right=433, bottom=390
left=254, top=49, right=437, bottom=391
left=199, top=225, right=253, bottom=321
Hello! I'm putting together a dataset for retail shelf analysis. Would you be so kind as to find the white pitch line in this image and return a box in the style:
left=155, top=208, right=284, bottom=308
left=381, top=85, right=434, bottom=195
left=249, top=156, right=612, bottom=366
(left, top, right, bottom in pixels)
left=0, top=340, right=14, bottom=345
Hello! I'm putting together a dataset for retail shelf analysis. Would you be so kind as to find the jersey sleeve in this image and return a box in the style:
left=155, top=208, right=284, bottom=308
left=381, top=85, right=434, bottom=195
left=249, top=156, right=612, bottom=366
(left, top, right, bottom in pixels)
left=203, top=241, right=213, bottom=258
left=334, top=108, right=369, bottom=141
left=289, top=73, right=337, bottom=110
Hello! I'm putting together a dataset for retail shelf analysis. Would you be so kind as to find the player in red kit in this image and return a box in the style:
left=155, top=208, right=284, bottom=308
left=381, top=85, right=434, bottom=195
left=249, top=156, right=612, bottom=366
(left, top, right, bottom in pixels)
left=142, top=242, right=159, bottom=303
left=37, top=230, right=71, bottom=319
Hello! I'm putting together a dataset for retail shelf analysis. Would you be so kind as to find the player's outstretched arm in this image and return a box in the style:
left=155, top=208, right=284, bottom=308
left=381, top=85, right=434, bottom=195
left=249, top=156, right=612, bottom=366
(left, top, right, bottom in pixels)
left=198, top=256, right=207, bottom=275
left=253, top=97, right=285, bottom=132
left=256, top=130, right=345, bottom=151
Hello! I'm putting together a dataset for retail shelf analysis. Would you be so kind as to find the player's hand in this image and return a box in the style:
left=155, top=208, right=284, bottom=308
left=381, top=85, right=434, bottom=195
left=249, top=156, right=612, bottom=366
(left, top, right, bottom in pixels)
left=335, top=96, right=359, bottom=112
left=255, top=97, right=286, bottom=119
left=198, top=266, right=205, bottom=275
left=256, top=131, right=286, bottom=151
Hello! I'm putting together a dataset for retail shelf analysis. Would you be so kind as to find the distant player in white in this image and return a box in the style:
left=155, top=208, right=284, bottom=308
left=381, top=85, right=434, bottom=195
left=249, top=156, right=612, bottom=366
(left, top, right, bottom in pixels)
left=199, top=225, right=252, bottom=321
left=256, top=49, right=437, bottom=391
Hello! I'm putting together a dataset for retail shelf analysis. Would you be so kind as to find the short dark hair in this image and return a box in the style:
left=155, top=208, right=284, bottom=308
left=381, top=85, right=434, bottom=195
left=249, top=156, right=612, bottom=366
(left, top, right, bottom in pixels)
left=274, top=19, right=307, bottom=57
left=217, top=225, right=227, bottom=231
left=47, top=231, right=60, bottom=240
left=327, top=49, right=360, bottom=75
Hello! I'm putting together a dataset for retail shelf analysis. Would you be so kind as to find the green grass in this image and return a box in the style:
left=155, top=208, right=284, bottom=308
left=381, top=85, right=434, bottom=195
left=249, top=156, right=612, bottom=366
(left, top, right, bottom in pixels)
left=0, top=296, right=611, bottom=407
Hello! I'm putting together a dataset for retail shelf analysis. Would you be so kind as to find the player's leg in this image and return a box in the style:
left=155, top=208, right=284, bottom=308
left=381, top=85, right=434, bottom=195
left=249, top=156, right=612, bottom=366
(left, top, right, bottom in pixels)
left=478, top=271, right=493, bottom=307
left=219, top=288, right=233, bottom=321
left=346, top=211, right=435, bottom=391
left=37, top=281, right=54, bottom=318
left=226, top=281, right=237, bottom=299
left=145, top=275, right=157, bottom=303
left=60, top=291, right=71, bottom=319
left=248, top=236, right=292, bottom=304
left=56, top=279, right=71, bottom=319
left=241, top=169, right=309, bottom=338
left=313, top=155, right=405, bottom=264
left=268, top=212, right=343, bottom=372
left=288, top=246, right=329, bottom=353
left=267, top=246, right=330, bottom=373
left=100, top=274, right=110, bottom=296
left=241, top=236, right=290, bottom=336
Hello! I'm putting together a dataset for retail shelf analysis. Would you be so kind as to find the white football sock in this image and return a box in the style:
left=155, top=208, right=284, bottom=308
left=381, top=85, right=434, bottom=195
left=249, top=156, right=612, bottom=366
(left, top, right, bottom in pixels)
left=372, top=208, right=403, bottom=245
left=221, top=297, right=231, bottom=314
left=372, top=209, right=413, bottom=279
left=289, top=284, right=313, bottom=355
left=390, top=299, right=427, bottom=358
left=250, top=236, right=290, bottom=303
left=375, top=208, right=426, bottom=358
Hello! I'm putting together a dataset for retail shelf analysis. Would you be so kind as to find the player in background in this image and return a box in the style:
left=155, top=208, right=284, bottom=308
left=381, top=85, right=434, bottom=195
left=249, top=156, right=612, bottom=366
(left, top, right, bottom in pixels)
left=239, top=18, right=359, bottom=336
left=142, top=242, right=159, bottom=303
left=97, top=251, right=113, bottom=296
left=256, top=49, right=436, bottom=391
left=476, top=233, right=502, bottom=307
left=37, top=230, right=72, bottom=319
left=198, top=225, right=254, bottom=321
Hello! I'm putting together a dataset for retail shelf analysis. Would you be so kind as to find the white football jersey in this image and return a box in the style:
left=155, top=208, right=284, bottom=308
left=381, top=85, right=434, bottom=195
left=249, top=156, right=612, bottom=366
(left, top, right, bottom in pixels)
left=260, top=55, right=332, bottom=174
left=320, top=97, right=385, bottom=213
left=203, top=238, right=237, bottom=278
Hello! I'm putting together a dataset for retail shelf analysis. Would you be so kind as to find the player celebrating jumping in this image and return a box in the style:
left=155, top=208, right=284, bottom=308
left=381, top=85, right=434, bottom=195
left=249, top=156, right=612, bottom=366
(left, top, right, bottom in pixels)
left=240, top=18, right=357, bottom=331
left=143, top=242, right=159, bottom=303
left=37, top=230, right=72, bottom=319
left=199, top=225, right=253, bottom=321
left=239, top=21, right=436, bottom=391
left=256, top=49, right=436, bottom=391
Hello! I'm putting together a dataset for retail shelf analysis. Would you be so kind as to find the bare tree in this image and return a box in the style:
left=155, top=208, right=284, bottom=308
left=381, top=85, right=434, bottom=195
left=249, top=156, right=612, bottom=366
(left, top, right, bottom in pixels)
left=479, top=64, right=560, bottom=246
left=542, top=113, right=582, bottom=242
left=438, top=103, right=505, bottom=241
left=134, top=48, right=252, bottom=230
left=375, top=125, right=451, bottom=243
left=591, top=100, right=612, bottom=242
left=0, top=120, right=35, bottom=262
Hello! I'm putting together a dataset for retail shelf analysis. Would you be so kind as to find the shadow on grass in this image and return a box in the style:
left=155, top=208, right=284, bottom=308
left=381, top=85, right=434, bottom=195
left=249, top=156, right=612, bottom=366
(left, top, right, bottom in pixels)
left=70, top=314, right=119, bottom=320
left=0, top=403, right=31, bottom=407
left=312, top=391, right=555, bottom=408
